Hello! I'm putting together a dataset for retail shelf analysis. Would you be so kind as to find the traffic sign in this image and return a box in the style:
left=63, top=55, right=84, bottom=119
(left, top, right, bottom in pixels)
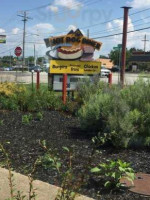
left=15, top=47, right=22, bottom=57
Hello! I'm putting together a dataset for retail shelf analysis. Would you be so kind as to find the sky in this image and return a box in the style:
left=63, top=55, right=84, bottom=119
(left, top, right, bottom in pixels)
left=0, top=0, right=150, bottom=59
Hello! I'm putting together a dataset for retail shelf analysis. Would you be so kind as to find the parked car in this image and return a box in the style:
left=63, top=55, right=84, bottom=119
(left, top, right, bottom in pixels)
left=29, top=66, right=42, bottom=72
left=111, top=66, right=120, bottom=72
left=100, top=66, right=111, bottom=77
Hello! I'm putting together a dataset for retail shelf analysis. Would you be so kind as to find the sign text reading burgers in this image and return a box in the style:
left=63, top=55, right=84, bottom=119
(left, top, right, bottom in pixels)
left=50, top=60, right=101, bottom=75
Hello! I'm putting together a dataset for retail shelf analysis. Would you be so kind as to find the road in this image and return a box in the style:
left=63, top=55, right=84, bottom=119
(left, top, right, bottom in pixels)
left=0, top=71, right=149, bottom=85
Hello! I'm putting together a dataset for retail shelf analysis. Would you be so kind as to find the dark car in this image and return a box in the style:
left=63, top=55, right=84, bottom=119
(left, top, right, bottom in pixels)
left=111, top=66, right=120, bottom=72
left=29, top=66, right=42, bottom=72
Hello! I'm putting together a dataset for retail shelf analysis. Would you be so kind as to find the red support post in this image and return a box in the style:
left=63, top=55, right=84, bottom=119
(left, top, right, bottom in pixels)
left=36, top=71, right=40, bottom=90
left=120, top=6, right=131, bottom=88
left=108, top=73, right=112, bottom=87
left=62, top=74, right=67, bottom=104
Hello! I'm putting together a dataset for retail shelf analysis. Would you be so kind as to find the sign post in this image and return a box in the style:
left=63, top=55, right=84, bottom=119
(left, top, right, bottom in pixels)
left=15, top=47, right=22, bottom=57
left=44, top=29, right=102, bottom=103
left=36, top=71, right=40, bottom=90
left=62, top=74, right=67, bottom=104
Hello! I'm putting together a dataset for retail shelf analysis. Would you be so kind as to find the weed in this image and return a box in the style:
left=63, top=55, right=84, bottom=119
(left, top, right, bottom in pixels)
left=22, top=114, right=33, bottom=124
left=0, top=143, right=37, bottom=200
left=91, top=159, right=135, bottom=189
left=36, top=112, right=43, bottom=121
left=38, top=140, right=91, bottom=200
left=0, top=119, right=4, bottom=126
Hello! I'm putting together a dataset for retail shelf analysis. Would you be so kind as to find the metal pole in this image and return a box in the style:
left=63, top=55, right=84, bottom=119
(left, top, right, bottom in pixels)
left=34, top=44, right=36, bottom=66
left=36, top=71, right=40, bottom=90
left=87, top=29, right=89, bottom=38
left=120, top=7, right=131, bottom=87
left=62, top=74, right=67, bottom=104
left=10, top=52, right=11, bottom=67
left=108, top=73, right=112, bottom=87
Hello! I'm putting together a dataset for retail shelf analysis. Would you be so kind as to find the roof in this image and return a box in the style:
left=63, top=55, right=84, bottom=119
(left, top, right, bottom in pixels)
left=96, top=58, right=114, bottom=69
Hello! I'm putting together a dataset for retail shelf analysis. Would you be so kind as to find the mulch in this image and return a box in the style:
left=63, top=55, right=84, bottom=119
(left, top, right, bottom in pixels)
left=0, top=110, right=150, bottom=200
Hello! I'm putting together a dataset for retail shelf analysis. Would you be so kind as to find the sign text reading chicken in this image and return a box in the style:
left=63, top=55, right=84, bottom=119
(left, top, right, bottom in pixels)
left=50, top=60, right=101, bottom=75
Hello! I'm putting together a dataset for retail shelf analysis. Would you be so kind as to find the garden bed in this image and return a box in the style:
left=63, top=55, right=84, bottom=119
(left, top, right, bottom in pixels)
left=0, top=110, right=150, bottom=200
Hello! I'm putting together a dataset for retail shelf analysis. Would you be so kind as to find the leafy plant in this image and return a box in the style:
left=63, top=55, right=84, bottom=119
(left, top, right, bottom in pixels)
left=91, top=159, right=135, bottom=189
left=0, top=119, right=4, bottom=126
left=38, top=140, right=90, bottom=200
left=22, top=114, right=33, bottom=124
left=36, top=112, right=43, bottom=121
left=0, top=143, right=37, bottom=200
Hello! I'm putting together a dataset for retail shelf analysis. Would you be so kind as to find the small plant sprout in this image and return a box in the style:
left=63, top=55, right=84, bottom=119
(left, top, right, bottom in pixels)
left=38, top=141, right=87, bottom=200
left=22, top=114, right=33, bottom=124
left=0, top=119, right=4, bottom=126
left=36, top=112, right=43, bottom=121
left=91, top=159, right=135, bottom=189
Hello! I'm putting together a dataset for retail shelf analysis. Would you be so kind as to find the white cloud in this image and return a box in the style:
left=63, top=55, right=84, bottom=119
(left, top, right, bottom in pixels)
left=54, top=0, right=83, bottom=10
left=47, top=5, right=58, bottom=13
left=127, top=0, right=150, bottom=9
left=0, top=28, right=5, bottom=33
left=33, top=23, right=55, bottom=33
left=106, top=22, right=113, bottom=30
left=12, top=28, right=20, bottom=34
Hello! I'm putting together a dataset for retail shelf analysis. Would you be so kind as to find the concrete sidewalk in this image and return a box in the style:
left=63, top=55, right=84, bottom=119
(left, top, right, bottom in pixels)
left=0, top=168, right=94, bottom=200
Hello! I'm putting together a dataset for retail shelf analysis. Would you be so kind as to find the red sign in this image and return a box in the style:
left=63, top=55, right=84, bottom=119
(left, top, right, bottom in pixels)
left=15, top=47, right=22, bottom=57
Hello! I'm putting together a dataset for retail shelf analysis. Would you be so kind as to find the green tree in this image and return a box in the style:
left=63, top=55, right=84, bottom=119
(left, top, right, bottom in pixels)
left=109, top=48, right=132, bottom=66
left=99, top=55, right=109, bottom=59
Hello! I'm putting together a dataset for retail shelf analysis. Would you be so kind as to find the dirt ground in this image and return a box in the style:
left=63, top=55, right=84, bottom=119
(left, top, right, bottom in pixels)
left=0, top=110, right=150, bottom=200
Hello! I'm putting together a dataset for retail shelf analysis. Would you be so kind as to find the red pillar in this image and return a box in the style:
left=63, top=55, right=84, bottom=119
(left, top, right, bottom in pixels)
left=108, top=73, right=112, bottom=87
left=62, top=74, right=67, bottom=104
left=36, top=71, right=40, bottom=90
left=120, top=6, right=131, bottom=88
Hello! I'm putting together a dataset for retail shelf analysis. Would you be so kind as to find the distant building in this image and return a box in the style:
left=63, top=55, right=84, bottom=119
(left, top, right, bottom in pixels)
left=128, top=52, right=150, bottom=72
left=96, top=58, right=114, bottom=69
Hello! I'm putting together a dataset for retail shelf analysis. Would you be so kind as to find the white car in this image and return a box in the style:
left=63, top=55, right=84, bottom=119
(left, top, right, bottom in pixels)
left=100, top=66, right=111, bottom=77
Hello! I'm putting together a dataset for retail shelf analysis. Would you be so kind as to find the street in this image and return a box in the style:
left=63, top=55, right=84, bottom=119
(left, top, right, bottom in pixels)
left=0, top=71, right=149, bottom=85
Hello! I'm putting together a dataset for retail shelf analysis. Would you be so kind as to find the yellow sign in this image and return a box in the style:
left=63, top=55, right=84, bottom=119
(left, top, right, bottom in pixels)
left=50, top=60, right=101, bottom=75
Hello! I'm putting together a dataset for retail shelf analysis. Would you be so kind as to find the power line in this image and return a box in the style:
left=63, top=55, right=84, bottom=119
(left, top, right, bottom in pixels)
left=93, top=26, right=150, bottom=39
left=90, top=15, right=150, bottom=36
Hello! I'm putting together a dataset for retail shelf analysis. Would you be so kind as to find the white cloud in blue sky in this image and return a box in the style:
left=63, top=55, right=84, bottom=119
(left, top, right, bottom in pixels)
left=47, top=5, right=59, bottom=13
left=54, top=0, right=83, bottom=10
left=127, top=0, right=150, bottom=9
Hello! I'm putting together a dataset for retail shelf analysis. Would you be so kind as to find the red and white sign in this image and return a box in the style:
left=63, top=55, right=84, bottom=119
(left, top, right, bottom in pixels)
left=15, top=47, right=22, bottom=57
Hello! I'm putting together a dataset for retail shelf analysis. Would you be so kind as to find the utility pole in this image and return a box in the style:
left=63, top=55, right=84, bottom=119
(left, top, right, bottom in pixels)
left=142, top=34, right=149, bottom=53
left=18, top=11, right=32, bottom=71
left=9, top=52, right=12, bottom=67
left=34, top=44, right=36, bottom=66
left=120, top=6, right=131, bottom=88
left=87, top=29, right=89, bottom=38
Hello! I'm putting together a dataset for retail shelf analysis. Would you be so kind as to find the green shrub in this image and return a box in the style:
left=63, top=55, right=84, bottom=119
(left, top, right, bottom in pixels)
left=0, top=83, right=62, bottom=112
left=78, top=79, right=150, bottom=148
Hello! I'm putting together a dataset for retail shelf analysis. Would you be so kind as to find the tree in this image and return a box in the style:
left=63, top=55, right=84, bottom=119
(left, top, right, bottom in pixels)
left=109, top=48, right=136, bottom=66
left=99, top=55, right=109, bottom=59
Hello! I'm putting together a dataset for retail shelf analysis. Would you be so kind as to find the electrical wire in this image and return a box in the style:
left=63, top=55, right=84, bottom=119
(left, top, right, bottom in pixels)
left=93, top=26, right=150, bottom=39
